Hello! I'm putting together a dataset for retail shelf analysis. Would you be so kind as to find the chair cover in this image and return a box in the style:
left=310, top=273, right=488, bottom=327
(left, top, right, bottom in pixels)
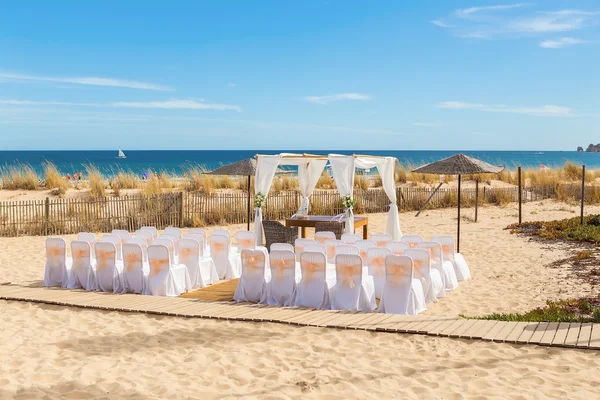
left=179, top=238, right=219, bottom=288
left=341, top=233, right=361, bottom=244
left=188, top=228, right=208, bottom=252
left=153, top=238, right=177, bottom=264
left=264, top=250, right=297, bottom=306
left=160, top=234, right=179, bottom=258
left=77, top=232, right=97, bottom=257
left=134, top=230, right=153, bottom=246
left=127, top=237, right=148, bottom=260
left=366, top=247, right=391, bottom=299
left=294, top=238, right=316, bottom=261
left=213, top=229, right=231, bottom=239
left=418, top=242, right=458, bottom=291
left=378, top=255, right=426, bottom=315
left=141, top=226, right=159, bottom=239
left=295, top=252, right=330, bottom=309
left=43, top=238, right=71, bottom=287
left=305, top=243, right=326, bottom=254
left=385, top=241, right=409, bottom=255
left=401, top=235, right=424, bottom=248
left=68, top=240, right=97, bottom=291
left=315, top=231, right=335, bottom=244
left=330, top=254, right=376, bottom=312
left=122, top=243, right=147, bottom=294
left=370, top=234, right=392, bottom=248
left=355, top=239, right=377, bottom=266
left=101, top=234, right=123, bottom=261
left=164, top=227, right=182, bottom=239
left=112, top=229, right=131, bottom=243
left=94, top=241, right=124, bottom=293
left=270, top=243, right=294, bottom=252
left=145, top=244, right=191, bottom=296
left=324, top=239, right=339, bottom=264
left=233, top=249, right=267, bottom=303
left=405, top=248, right=444, bottom=303
left=210, top=234, right=240, bottom=279
left=432, top=235, right=471, bottom=281
left=335, top=244, right=359, bottom=256
left=236, top=230, right=256, bottom=252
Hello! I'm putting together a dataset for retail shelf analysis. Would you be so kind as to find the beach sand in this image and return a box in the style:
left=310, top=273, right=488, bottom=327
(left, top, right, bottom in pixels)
left=1, top=200, right=600, bottom=398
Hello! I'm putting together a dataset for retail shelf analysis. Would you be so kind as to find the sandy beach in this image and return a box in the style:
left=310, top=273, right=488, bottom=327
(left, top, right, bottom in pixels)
left=2, top=200, right=600, bottom=398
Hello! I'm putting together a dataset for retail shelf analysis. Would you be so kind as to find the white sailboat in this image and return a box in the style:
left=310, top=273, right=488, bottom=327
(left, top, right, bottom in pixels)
left=118, top=148, right=126, bottom=159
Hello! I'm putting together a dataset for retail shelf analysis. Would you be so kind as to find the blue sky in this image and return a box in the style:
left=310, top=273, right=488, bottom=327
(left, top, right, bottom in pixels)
left=0, top=0, right=598, bottom=151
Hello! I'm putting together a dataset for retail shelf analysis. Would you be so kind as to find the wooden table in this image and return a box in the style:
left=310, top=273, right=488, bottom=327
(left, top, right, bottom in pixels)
left=285, top=215, right=368, bottom=239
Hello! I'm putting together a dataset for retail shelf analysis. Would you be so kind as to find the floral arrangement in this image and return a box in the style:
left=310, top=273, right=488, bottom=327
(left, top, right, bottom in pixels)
left=254, top=192, right=267, bottom=208
left=341, top=195, right=356, bottom=210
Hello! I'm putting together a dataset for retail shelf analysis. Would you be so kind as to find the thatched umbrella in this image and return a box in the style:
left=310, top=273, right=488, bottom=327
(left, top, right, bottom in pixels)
left=208, top=158, right=286, bottom=230
left=412, top=154, right=504, bottom=252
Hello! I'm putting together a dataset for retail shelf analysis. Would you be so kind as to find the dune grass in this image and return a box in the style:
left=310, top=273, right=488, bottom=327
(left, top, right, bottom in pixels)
left=44, top=163, right=69, bottom=196
left=508, top=214, right=600, bottom=243
left=86, top=165, right=106, bottom=198
left=0, top=164, right=39, bottom=190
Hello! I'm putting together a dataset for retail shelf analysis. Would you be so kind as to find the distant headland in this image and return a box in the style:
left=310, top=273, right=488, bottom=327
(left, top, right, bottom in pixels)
left=577, top=144, right=600, bottom=152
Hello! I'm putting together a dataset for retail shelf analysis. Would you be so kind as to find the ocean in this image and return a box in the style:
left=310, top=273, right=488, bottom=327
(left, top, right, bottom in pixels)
left=0, top=150, right=598, bottom=176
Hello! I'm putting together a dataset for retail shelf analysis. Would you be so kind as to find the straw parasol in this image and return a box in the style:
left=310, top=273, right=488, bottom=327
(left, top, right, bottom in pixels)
left=412, top=154, right=504, bottom=252
left=208, top=159, right=286, bottom=230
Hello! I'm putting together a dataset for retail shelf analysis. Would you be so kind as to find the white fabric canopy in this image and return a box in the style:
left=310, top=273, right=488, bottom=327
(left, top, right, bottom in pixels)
left=254, top=155, right=281, bottom=246
left=328, top=155, right=355, bottom=233
left=296, top=158, right=328, bottom=217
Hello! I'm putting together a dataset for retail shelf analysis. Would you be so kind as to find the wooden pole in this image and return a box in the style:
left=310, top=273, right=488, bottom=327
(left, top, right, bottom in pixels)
left=518, top=167, right=522, bottom=225
left=415, top=182, right=443, bottom=217
left=475, top=178, right=479, bottom=222
left=247, top=175, right=251, bottom=231
left=581, top=165, right=586, bottom=225
left=457, top=174, right=461, bottom=253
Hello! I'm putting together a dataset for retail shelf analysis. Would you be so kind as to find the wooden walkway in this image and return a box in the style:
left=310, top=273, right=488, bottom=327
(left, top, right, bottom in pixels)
left=1, top=284, right=599, bottom=351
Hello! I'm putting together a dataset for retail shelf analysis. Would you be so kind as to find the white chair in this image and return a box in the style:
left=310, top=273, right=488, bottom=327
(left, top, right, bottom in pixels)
left=315, top=231, right=336, bottom=245
left=295, top=252, right=330, bottom=310
left=233, top=249, right=267, bottom=303
left=94, top=241, right=124, bottom=293
left=385, top=241, right=409, bottom=255
left=186, top=234, right=207, bottom=256
left=145, top=244, right=191, bottom=296
left=236, top=230, right=256, bottom=252
left=401, top=234, right=424, bottom=248
left=264, top=250, right=297, bottom=306
left=294, top=238, right=316, bottom=261
left=141, top=226, right=158, bottom=239
left=370, top=234, right=392, bottom=248
left=153, top=238, right=177, bottom=264
left=271, top=243, right=294, bottom=252
left=101, top=234, right=123, bottom=261
left=305, top=243, right=326, bottom=254
left=418, top=242, right=458, bottom=292
left=188, top=229, right=208, bottom=251
left=210, top=234, right=239, bottom=279
left=378, top=255, right=426, bottom=315
left=127, top=236, right=148, bottom=261
left=335, top=244, right=359, bottom=256
left=134, top=230, right=153, bottom=246
left=213, top=229, right=231, bottom=239
left=341, top=233, right=361, bottom=244
left=112, top=229, right=131, bottom=243
left=68, top=240, right=96, bottom=291
left=432, top=235, right=471, bottom=281
left=122, top=243, right=147, bottom=294
left=405, top=248, right=444, bottom=303
left=42, top=238, right=71, bottom=288
left=179, top=238, right=219, bottom=288
left=355, top=239, right=377, bottom=266
left=161, top=233, right=180, bottom=258
left=331, top=254, right=376, bottom=312
left=366, top=247, right=391, bottom=299
left=324, top=239, right=339, bottom=264
left=77, top=232, right=97, bottom=258
left=164, top=227, right=182, bottom=239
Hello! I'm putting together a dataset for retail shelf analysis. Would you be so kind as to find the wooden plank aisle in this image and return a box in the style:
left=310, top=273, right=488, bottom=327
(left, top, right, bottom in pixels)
left=1, top=285, right=599, bottom=350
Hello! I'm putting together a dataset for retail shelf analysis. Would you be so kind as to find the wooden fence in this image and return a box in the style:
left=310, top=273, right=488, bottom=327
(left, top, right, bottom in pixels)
left=0, top=185, right=559, bottom=237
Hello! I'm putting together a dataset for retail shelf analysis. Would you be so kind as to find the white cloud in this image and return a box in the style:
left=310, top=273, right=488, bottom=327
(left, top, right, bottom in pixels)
left=540, top=36, right=587, bottom=48
left=412, top=122, right=443, bottom=127
left=0, top=72, right=173, bottom=91
left=437, top=101, right=574, bottom=117
left=432, top=5, right=599, bottom=41
left=304, top=93, right=371, bottom=104
left=0, top=98, right=242, bottom=112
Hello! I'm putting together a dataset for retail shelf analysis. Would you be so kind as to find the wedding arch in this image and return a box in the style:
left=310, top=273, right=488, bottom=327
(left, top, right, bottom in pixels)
left=254, top=153, right=402, bottom=245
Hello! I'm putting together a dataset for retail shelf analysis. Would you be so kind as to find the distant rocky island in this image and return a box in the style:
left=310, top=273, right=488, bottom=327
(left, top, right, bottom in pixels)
left=577, top=144, right=600, bottom=152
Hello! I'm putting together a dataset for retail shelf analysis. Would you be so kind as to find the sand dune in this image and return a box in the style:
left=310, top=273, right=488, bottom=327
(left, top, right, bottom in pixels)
left=1, top=200, right=600, bottom=398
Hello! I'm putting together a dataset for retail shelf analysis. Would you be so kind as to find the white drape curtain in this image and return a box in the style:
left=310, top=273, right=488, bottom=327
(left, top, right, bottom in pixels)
left=328, top=155, right=355, bottom=233
left=296, top=159, right=328, bottom=216
left=254, top=155, right=281, bottom=246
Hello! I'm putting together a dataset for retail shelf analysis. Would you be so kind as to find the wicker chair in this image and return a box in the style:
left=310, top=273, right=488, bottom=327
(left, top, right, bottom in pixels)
left=315, top=221, right=344, bottom=240
left=262, top=220, right=298, bottom=251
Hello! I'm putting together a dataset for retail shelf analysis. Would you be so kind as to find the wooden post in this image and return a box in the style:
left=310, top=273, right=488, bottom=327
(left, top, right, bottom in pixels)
left=475, top=178, right=479, bottom=222
left=178, top=191, right=184, bottom=228
left=44, top=197, right=50, bottom=236
left=581, top=165, right=586, bottom=225
left=518, top=167, right=522, bottom=225
left=457, top=174, right=461, bottom=253
left=247, top=175, right=251, bottom=231
left=415, top=182, right=443, bottom=217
